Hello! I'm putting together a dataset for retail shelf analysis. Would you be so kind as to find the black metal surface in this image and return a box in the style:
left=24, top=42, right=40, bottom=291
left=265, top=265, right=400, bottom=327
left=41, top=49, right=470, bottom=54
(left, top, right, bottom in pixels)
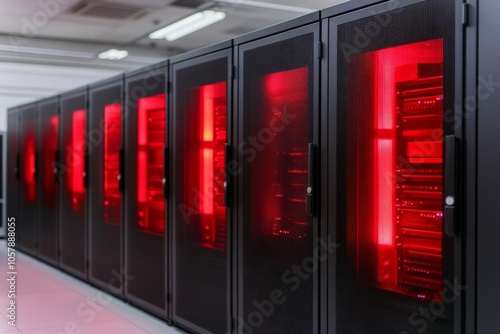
left=444, top=135, right=458, bottom=237
left=477, top=1, right=500, bottom=332
left=328, top=0, right=461, bottom=333
left=171, top=49, right=231, bottom=334
left=7, top=108, right=19, bottom=245
left=320, top=0, right=388, bottom=19
left=36, top=97, right=59, bottom=265
left=170, top=39, right=232, bottom=65
left=88, top=76, right=123, bottom=296
left=123, top=61, right=168, bottom=319
left=59, top=88, right=88, bottom=279
left=234, top=11, right=319, bottom=46
left=236, top=23, right=319, bottom=334
left=19, top=103, right=37, bottom=255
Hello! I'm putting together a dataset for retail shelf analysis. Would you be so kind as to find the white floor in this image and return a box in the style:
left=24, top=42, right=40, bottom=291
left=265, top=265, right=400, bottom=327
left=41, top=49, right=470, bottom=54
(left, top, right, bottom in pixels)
left=0, top=240, right=186, bottom=334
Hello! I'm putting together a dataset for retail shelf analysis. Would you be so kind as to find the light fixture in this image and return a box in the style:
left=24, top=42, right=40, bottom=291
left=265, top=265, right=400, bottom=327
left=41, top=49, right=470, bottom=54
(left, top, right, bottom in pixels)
left=0, top=45, right=95, bottom=59
left=149, top=10, right=226, bottom=41
left=98, top=49, right=129, bottom=60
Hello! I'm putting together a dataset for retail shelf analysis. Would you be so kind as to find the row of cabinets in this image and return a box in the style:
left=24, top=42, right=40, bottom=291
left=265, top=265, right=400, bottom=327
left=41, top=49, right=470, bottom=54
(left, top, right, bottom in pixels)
left=6, top=0, right=500, bottom=333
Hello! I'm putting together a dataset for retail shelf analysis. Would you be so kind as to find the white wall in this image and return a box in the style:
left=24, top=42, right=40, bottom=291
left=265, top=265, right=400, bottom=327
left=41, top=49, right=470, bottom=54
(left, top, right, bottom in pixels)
left=0, top=61, right=121, bottom=131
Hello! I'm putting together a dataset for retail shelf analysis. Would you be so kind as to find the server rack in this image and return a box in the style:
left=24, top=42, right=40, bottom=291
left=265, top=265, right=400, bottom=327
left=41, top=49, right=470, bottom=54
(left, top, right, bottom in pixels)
left=322, top=0, right=463, bottom=333
left=36, top=97, right=59, bottom=265
left=18, top=103, right=38, bottom=256
left=6, top=108, right=19, bottom=242
left=88, top=76, right=124, bottom=295
left=58, top=88, right=88, bottom=279
left=476, top=1, right=500, bottom=333
left=170, top=40, right=233, bottom=334
left=124, top=61, right=169, bottom=319
left=233, top=12, right=320, bottom=334
left=0, top=131, right=6, bottom=238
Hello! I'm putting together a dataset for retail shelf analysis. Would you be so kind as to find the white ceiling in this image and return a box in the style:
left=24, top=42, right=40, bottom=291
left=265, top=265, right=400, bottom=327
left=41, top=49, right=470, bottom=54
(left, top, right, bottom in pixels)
left=0, top=0, right=348, bottom=123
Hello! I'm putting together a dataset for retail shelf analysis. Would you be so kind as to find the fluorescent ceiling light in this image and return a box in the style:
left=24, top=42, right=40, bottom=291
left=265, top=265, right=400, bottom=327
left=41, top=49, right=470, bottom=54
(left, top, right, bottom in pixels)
left=149, top=10, right=226, bottom=41
left=0, top=45, right=94, bottom=59
left=98, top=49, right=129, bottom=60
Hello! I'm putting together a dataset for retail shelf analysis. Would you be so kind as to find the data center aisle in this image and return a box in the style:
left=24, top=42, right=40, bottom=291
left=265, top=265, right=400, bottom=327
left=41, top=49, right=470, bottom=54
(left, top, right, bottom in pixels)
left=0, top=240, right=184, bottom=334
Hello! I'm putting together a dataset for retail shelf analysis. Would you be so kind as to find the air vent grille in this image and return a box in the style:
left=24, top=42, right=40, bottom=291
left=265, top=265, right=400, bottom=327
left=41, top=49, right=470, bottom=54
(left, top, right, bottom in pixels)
left=70, top=2, right=147, bottom=20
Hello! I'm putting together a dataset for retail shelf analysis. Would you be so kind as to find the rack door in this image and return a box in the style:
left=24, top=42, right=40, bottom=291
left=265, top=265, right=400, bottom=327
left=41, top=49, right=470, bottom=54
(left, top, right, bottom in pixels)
left=19, top=104, right=37, bottom=255
left=124, top=65, right=167, bottom=318
left=59, top=91, right=87, bottom=278
left=7, top=109, right=19, bottom=244
left=328, top=0, right=462, bottom=333
left=171, top=51, right=231, bottom=334
left=37, top=98, right=59, bottom=264
left=237, top=24, right=319, bottom=334
left=88, top=79, right=123, bottom=293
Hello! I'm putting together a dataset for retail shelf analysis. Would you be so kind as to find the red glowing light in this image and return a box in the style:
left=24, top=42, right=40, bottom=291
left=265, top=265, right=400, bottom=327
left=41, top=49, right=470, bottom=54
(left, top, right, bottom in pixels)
left=24, top=132, right=36, bottom=202
left=258, top=67, right=309, bottom=239
left=198, top=81, right=226, bottom=249
left=66, top=109, right=85, bottom=211
left=137, top=94, right=166, bottom=235
left=104, top=103, right=121, bottom=225
left=42, top=115, right=58, bottom=206
left=348, top=39, right=444, bottom=300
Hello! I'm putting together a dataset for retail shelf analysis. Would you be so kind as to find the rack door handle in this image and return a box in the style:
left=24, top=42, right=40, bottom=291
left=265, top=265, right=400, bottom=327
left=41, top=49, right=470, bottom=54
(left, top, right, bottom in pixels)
left=33, top=152, right=38, bottom=181
left=224, top=143, right=232, bottom=207
left=83, top=147, right=89, bottom=188
left=54, top=150, right=60, bottom=183
left=444, top=135, right=459, bottom=237
left=15, top=151, right=20, bottom=180
left=118, top=148, right=125, bottom=192
left=306, top=143, right=318, bottom=217
left=163, top=146, right=168, bottom=199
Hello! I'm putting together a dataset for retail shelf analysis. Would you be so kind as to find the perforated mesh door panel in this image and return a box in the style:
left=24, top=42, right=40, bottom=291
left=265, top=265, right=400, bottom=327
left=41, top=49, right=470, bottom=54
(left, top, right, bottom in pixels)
left=334, top=1, right=456, bottom=333
left=239, top=30, right=315, bottom=334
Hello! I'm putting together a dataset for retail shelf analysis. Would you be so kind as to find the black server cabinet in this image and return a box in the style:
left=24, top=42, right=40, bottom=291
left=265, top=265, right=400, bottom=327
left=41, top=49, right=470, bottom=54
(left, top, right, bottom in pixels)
left=36, top=97, right=59, bottom=265
left=59, top=88, right=88, bottom=279
left=234, top=13, right=320, bottom=334
left=19, top=103, right=38, bottom=255
left=7, top=108, right=19, bottom=242
left=477, top=1, right=500, bottom=332
left=88, top=76, right=123, bottom=295
left=124, top=61, right=168, bottom=318
left=323, top=0, right=462, bottom=333
left=170, top=42, right=232, bottom=334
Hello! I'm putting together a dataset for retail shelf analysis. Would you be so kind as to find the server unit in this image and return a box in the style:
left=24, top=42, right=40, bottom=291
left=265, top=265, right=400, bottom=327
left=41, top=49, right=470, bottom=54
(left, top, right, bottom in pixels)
left=124, top=61, right=168, bottom=318
left=322, top=0, right=463, bottom=333
left=7, top=108, right=19, bottom=240
left=88, top=76, right=123, bottom=294
left=58, top=88, right=88, bottom=279
left=170, top=41, right=232, bottom=334
left=36, top=97, right=59, bottom=265
left=18, top=103, right=38, bottom=255
left=234, top=12, right=320, bottom=334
